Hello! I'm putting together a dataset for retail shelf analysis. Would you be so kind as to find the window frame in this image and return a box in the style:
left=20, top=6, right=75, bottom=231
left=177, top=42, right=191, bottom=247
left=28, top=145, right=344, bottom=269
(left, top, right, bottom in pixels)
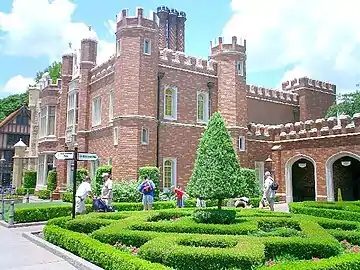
left=162, top=158, right=177, bottom=191
left=141, top=127, right=149, bottom=145
left=238, top=135, right=246, bottom=152
left=92, top=96, right=102, bottom=127
left=197, top=91, right=209, bottom=123
left=116, top=39, right=121, bottom=57
left=164, top=86, right=177, bottom=120
left=39, top=105, right=56, bottom=138
left=237, top=60, right=244, bottom=76
left=109, top=90, right=115, bottom=122
left=113, top=127, right=118, bottom=146
left=143, top=39, right=151, bottom=55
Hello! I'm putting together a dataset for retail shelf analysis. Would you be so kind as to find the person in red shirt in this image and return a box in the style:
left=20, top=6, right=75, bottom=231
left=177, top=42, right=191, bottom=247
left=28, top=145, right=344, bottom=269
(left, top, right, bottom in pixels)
left=173, top=185, right=187, bottom=208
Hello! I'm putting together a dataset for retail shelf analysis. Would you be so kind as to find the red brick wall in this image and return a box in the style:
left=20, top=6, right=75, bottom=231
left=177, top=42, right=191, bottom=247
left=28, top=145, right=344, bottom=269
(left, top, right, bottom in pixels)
left=247, top=98, right=297, bottom=124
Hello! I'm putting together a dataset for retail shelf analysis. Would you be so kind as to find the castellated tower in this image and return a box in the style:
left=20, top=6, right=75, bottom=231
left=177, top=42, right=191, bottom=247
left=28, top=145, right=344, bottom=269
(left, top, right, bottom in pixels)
left=156, top=6, right=186, bottom=52
left=113, top=8, right=159, bottom=179
left=210, top=36, right=247, bottom=127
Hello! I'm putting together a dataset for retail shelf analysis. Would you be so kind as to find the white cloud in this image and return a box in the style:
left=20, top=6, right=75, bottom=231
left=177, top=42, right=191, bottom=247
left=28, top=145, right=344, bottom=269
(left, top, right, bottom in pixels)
left=0, top=75, right=34, bottom=94
left=223, top=0, right=360, bottom=92
left=0, top=0, right=114, bottom=64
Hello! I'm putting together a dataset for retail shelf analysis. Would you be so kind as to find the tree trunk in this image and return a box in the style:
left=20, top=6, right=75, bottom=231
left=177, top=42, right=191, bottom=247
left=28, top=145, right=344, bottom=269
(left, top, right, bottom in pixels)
left=217, top=199, right=223, bottom=209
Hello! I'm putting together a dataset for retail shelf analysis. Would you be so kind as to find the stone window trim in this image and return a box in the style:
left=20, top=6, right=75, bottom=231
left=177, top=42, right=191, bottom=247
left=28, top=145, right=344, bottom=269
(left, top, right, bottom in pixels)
left=116, top=39, right=121, bottom=57
left=164, top=86, right=178, bottom=120
left=143, top=39, right=151, bottom=55
left=39, top=105, right=56, bottom=139
left=162, top=158, right=177, bottom=192
left=113, top=127, right=118, bottom=146
left=141, top=127, right=149, bottom=145
left=92, top=95, right=102, bottom=127
left=238, top=135, right=246, bottom=152
left=237, top=60, right=244, bottom=76
left=109, top=90, right=115, bottom=122
left=197, top=91, right=209, bottom=123
left=67, top=91, right=79, bottom=128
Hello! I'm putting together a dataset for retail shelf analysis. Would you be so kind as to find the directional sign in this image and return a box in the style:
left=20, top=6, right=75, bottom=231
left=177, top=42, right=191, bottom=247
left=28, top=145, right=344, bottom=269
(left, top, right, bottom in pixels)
left=78, top=153, right=98, bottom=161
left=55, top=152, right=74, bottom=160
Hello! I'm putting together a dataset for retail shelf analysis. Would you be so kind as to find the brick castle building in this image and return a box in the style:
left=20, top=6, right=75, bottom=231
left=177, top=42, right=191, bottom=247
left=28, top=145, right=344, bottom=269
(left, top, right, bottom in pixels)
left=28, top=6, right=360, bottom=203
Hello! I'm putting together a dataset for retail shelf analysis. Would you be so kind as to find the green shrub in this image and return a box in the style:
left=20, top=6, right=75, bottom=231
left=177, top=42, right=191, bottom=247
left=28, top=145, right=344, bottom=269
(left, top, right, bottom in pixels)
left=240, top=168, right=261, bottom=197
left=46, top=170, right=57, bottom=192
left=66, top=218, right=113, bottom=234
left=187, top=112, right=243, bottom=209
left=94, top=165, right=112, bottom=195
left=44, top=225, right=169, bottom=270
left=193, top=209, right=236, bottom=224
left=138, top=167, right=160, bottom=199
left=38, top=189, right=51, bottom=199
left=61, top=192, right=92, bottom=204
left=113, top=180, right=142, bottom=202
left=23, top=171, right=37, bottom=188
left=16, top=187, right=35, bottom=195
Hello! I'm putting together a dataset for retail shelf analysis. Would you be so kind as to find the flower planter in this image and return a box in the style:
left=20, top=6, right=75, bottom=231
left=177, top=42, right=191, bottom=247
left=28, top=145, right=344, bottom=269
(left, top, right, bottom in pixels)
left=51, top=192, right=61, bottom=200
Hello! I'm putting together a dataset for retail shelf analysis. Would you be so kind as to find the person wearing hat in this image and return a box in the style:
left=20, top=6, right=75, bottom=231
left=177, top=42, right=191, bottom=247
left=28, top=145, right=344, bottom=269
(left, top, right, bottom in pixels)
left=101, top=172, right=113, bottom=207
left=259, top=171, right=276, bottom=211
left=75, top=176, right=93, bottom=214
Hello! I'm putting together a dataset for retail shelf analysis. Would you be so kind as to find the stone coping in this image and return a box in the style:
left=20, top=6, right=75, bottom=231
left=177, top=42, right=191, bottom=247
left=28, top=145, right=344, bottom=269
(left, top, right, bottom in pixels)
left=23, top=231, right=104, bottom=270
left=0, top=219, right=47, bottom=228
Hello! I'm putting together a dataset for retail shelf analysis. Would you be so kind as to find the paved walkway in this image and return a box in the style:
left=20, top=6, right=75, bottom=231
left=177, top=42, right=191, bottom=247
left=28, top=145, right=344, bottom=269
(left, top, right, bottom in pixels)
left=0, top=225, right=76, bottom=270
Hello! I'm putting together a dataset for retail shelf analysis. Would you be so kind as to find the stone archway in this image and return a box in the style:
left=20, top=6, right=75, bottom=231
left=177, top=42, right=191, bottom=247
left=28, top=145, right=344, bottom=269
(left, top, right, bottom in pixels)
left=285, top=154, right=317, bottom=203
left=326, top=151, right=360, bottom=201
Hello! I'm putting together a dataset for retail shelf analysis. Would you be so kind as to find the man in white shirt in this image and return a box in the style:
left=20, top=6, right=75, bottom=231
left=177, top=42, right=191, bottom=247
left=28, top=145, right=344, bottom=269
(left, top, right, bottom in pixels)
left=101, top=173, right=113, bottom=207
left=75, top=176, right=93, bottom=214
left=259, top=171, right=276, bottom=211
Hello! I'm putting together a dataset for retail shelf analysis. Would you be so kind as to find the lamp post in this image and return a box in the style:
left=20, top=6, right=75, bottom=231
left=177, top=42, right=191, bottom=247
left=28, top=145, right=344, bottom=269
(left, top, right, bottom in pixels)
left=71, top=143, right=78, bottom=219
left=0, top=157, right=6, bottom=220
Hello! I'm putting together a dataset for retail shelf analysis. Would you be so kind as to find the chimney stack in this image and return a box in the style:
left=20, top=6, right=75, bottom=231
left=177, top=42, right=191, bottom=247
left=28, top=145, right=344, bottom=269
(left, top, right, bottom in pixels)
left=176, top=11, right=186, bottom=52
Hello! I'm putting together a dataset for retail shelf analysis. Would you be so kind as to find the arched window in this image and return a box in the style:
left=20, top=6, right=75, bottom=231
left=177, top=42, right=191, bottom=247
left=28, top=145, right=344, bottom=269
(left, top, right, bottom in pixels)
left=164, top=87, right=177, bottom=119
left=163, top=158, right=176, bottom=190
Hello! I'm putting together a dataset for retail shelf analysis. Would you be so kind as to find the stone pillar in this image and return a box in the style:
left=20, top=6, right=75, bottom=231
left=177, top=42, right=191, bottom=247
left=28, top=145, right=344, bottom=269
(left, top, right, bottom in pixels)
left=12, top=139, right=28, bottom=188
left=27, top=86, right=40, bottom=171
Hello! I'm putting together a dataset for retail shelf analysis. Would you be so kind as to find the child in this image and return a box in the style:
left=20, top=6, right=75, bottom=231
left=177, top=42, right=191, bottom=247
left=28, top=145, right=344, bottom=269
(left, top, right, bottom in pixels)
left=173, top=185, right=187, bottom=208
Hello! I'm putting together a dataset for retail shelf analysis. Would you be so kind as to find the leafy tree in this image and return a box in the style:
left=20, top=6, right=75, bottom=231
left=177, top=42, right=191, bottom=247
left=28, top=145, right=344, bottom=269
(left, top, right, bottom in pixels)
left=0, top=61, right=62, bottom=122
left=326, top=91, right=360, bottom=118
left=187, top=112, right=244, bottom=209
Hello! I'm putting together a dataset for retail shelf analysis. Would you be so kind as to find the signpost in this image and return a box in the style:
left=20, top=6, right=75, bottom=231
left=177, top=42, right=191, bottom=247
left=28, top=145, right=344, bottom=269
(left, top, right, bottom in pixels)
left=54, top=150, right=98, bottom=219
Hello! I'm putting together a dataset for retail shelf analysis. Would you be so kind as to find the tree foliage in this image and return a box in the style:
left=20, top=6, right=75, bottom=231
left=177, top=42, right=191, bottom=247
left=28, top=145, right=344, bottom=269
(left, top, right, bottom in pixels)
left=326, top=91, right=360, bottom=118
left=0, top=61, right=62, bottom=122
left=187, top=112, right=244, bottom=209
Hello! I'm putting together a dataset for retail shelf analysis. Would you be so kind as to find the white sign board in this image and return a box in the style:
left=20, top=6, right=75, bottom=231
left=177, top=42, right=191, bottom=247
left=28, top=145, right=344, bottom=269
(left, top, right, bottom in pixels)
left=78, top=153, right=98, bottom=161
left=55, top=152, right=74, bottom=160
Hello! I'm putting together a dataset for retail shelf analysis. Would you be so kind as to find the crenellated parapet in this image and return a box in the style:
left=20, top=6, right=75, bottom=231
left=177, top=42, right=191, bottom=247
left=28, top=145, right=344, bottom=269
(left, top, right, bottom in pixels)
left=210, top=36, right=246, bottom=56
left=90, top=55, right=116, bottom=83
left=246, top=85, right=298, bottom=105
left=159, top=48, right=218, bottom=76
left=248, top=113, right=360, bottom=141
left=281, top=77, right=336, bottom=94
left=116, top=7, right=159, bottom=30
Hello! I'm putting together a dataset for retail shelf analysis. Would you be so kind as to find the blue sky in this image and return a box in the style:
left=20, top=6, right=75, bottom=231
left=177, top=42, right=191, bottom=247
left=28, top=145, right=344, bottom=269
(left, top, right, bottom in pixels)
left=1, top=0, right=359, bottom=98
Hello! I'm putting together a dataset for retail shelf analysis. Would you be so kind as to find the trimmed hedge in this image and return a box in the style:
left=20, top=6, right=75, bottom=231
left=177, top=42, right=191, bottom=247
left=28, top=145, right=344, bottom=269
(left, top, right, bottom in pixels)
left=193, top=209, right=236, bottom=224
left=44, top=225, right=170, bottom=270
left=38, top=189, right=51, bottom=200
left=23, top=171, right=37, bottom=188
left=16, top=187, right=35, bottom=195
left=46, top=170, right=57, bottom=192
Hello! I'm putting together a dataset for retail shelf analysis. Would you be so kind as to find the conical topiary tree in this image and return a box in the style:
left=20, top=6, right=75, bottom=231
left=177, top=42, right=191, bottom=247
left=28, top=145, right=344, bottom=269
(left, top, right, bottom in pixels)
left=187, top=112, right=243, bottom=209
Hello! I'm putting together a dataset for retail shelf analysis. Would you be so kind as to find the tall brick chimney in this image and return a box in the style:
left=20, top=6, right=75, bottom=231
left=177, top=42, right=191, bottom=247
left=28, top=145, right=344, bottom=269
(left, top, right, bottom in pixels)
left=156, top=6, right=169, bottom=50
left=176, top=11, right=186, bottom=52
left=167, top=9, right=178, bottom=51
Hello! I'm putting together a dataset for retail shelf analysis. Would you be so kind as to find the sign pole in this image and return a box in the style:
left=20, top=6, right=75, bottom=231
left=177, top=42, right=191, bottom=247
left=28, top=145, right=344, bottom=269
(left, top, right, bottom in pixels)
left=72, top=146, right=78, bottom=219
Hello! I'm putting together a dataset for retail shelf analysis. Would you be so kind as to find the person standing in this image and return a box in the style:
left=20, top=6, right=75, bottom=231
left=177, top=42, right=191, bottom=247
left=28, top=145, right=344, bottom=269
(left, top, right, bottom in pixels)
left=172, top=185, right=187, bottom=208
left=101, top=172, right=113, bottom=208
left=75, top=176, right=93, bottom=215
left=138, top=176, right=155, bottom=211
left=259, top=171, right=277, bottom=211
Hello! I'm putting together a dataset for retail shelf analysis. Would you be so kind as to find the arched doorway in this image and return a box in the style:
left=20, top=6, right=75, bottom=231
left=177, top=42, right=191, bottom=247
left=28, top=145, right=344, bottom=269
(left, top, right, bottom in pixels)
left=326, top=152, right=360, bottom=201
left=285, top=154, right=317, bottom=203
left=292, top=159, right=316, bottom=202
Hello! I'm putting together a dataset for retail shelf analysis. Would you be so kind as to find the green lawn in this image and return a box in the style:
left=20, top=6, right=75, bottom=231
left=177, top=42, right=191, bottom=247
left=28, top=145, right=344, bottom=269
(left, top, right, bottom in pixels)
left=3, top=201, right=70, bottom=222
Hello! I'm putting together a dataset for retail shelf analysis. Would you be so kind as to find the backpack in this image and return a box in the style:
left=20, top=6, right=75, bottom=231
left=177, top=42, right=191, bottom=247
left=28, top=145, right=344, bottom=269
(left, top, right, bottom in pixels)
left=271, top=180, right=279, bottom=191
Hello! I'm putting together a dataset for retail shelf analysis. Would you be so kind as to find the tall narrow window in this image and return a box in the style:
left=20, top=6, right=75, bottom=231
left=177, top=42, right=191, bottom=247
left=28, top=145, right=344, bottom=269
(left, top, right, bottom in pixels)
left=116, top=40, right=121, bottom=57
left=47, top=106, right=56, bottom=136
left=40, top=107, right=47, bottom=137
left=92, top=97, right=102, bottom=127
left=113, top=127, right=118, bottom=146
left=144, top=39, right=151, bottom=55
left=197, top=92, right=209, bottom=123
left=237, top=60, right=244, bottom=76
left=109, top=91, right=115, bottom=121
left=238, top=136, right=246, bottom=152
left=141, top=127, right=149, bottom=145
left=163, top=159, right=176, bottom=190
left=164, top=87, right=177, bottom=120
left=67, top=92, right=76, bottom=127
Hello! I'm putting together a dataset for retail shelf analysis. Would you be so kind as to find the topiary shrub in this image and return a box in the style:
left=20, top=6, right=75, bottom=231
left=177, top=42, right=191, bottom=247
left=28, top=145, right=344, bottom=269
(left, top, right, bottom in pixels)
left=138, top=167, right=160, bottom=199
left=23, top=170, right=37, bottom=189
left=94, top=165, right=112, bottom=195
left=47, top=170, right=57, bottom=192
left=338, top=188, right=343, bottom=202
left=112, top=180, right=142, bottom=202
left=193, top=209, right=236, bottom=224
left=240, top=168, right=261, bottom=197
left=187, top=112, right=244, bottom=209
